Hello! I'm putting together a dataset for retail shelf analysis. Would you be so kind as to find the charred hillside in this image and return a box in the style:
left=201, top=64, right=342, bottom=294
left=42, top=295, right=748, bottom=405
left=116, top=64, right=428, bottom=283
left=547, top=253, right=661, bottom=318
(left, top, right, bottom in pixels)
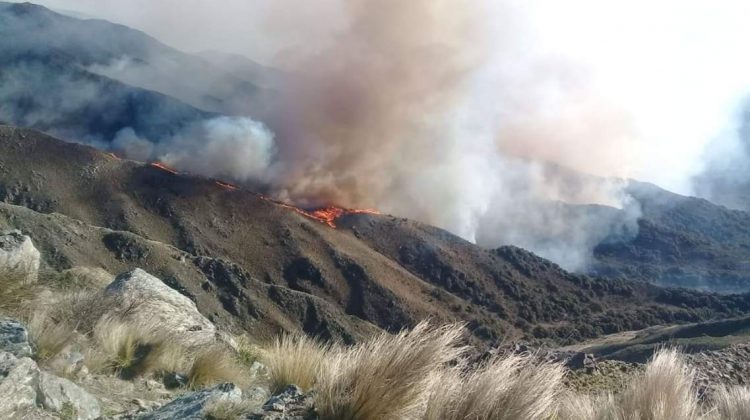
left=2, top=125, right=750, bottom=345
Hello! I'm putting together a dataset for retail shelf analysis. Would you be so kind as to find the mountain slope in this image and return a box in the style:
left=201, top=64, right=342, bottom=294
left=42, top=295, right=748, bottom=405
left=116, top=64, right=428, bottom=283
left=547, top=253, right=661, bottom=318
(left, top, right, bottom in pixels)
left=0, top=1, right=272, bottom=144
left=591, top=181, right=750, bottom=292
left=3, top=125, right=750, bottom=345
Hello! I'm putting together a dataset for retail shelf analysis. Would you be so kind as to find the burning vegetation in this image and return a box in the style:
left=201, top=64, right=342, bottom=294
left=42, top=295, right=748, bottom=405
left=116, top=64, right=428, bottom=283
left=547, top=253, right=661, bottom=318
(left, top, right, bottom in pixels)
left=259, top=196, right=380, bottom=228
left=147, top=160, right=378, bottom=228
left=150, top=161, right=179, bottom=175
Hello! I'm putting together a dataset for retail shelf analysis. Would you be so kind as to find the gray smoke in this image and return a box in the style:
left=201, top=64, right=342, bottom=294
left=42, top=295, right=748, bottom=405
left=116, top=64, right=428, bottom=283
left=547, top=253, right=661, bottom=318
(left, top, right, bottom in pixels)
left=692, top=103, right=750, bottom=211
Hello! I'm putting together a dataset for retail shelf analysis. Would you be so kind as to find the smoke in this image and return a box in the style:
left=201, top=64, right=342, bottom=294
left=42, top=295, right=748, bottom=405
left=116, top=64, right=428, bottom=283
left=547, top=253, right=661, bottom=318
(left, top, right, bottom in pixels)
left=692, top=102, right=750, bottom=211
left=155, top=117, right=275, bottom=182
left=7, top=0, right=750, bottom=270
left=255, top=0, right=641, bottom=267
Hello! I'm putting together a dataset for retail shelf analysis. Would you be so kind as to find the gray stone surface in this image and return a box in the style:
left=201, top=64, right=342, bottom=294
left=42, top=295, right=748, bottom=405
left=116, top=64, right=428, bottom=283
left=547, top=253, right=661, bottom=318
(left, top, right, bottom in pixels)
left=0, top=351, right=101, bottom=420
left=137, top=382, right=242, bottom=420
left=0, top=230, right=40, bottom=284
left=37, top=371, right=101, bottom=420
left=0, top=352, right=39, bottom=418
left=0, top=319, right=32, bottom=358
left=104, top=268, right=216, bottom=347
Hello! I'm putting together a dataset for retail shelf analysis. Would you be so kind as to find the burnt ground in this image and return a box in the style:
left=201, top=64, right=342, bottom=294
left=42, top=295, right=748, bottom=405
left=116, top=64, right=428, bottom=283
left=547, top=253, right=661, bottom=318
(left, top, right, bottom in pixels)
left=3, top=125, right=750, bottom=347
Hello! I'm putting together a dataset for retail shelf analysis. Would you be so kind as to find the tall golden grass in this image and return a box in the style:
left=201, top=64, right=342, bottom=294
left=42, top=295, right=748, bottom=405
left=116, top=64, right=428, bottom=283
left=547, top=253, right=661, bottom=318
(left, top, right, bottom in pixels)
left=260, top=323, right=750, bottom=420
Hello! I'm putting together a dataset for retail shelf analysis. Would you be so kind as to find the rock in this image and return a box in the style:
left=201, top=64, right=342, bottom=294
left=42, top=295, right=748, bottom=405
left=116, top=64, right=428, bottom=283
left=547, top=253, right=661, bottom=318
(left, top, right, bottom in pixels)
left=0, top=319, right=32, bottom=358
left=0, top=352, right=39, bottom=418
left=0, top=351, right=101, bottom=419
left=162, top=372, right=188, bottom=389
left=0, top=230, right=40, bottom=284
left=137, top=382, right=242, bottom=420
left=48, top=351, right=88, bottom=380
left=37, top=371, right=101, bottom=420
left=249, top=385, right=317, bottom=420
left=104, top=268, right=216, bottom=347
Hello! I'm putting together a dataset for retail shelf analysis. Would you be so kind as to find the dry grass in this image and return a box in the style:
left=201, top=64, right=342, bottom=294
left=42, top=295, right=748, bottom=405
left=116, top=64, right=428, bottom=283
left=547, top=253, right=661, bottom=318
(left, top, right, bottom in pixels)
left=0, top=270, right=41, bottom=316
left=255, top=325, right=750, bottom=420
left=187, top=344, right=248, bottom=389
left=424, top=354, right=566, bottom=420
left=24, top=290, right=116, bottom=363
left=315, top=322, right=467, bottom=420
left=234, top=334, right=261, bottom=367
left=92, top=316, right=187, bottom=378
left=26, top=309, right=78, bottom=362
left=202, top=398, right=258, bottom=420
left=261, top=333, right=330, bottom=394
left=556, top=349, right=741, bottom=420
left=615, top=348, right=700, bottom=420
left=707, top=386, right=750, bottom=420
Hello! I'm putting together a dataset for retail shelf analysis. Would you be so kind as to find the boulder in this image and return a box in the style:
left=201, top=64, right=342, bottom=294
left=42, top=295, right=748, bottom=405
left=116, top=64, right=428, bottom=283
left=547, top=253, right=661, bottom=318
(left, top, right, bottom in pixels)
left=0, top=351, right=101, bottom=420
left=104, top=268, right=215, bottom=347
left=0, top=319, right=32, bottom=358
left=0, top=230, right=40, bottom=284
left=0, top=352, right=39, bottom=418
left=138, top=382, right=242, bottom=420
left=37, top=371, right=101, bottom=420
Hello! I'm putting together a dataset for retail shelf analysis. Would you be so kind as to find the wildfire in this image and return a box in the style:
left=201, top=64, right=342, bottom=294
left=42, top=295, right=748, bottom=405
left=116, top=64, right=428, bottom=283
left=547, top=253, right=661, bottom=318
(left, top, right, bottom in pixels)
left=144, top=160, right=374, bottom=226
left=215, top=180, right=239, bottom=191
left=150, top=161, right=179, bottom=175
left=260, top=196, right=380, bottom=228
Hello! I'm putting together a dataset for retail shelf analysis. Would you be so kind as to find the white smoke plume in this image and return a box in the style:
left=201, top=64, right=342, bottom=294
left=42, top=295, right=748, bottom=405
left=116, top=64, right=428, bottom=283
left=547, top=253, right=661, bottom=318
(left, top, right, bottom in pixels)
left=8, top=0, right=750, bottom=270
left=113, top=117, right=275, bottom=182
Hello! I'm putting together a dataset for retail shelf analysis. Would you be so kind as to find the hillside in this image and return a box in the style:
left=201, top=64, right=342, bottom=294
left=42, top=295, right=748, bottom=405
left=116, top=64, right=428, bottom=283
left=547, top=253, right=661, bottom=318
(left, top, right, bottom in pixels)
left=0, top=1, right=272, bottom=144
left=591, top=181, right=750, bottom=292
left=2, top=125, right=750, bottom=346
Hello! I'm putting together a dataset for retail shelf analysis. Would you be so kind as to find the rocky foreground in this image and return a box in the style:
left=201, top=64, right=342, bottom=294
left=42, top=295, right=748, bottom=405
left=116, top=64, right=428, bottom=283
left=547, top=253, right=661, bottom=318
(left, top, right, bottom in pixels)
left=0, top=230, right=317, bottom=419
left=3, top=229, right=750, bottom=419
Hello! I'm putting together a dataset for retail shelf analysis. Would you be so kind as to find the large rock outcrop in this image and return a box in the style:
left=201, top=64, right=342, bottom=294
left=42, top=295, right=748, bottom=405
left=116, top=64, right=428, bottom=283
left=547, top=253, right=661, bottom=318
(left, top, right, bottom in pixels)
left=0, top=230, right=40, bottom=284
left=0, top=351, right=101, bottom=419
left=104, top=268, right=216, bottom=347
left=138, top=383, right=241, bottom=420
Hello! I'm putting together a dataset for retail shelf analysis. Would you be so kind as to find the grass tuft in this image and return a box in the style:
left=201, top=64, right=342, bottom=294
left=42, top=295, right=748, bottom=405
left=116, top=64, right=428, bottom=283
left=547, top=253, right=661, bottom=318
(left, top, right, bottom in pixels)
left=202, top=398, right=258, bottom=420
left=261, top=333, right=330, bottom=394
left=315, top=321, right=467, bottom=420
left=188, top=344, right=248, bottom=389
left=424, top=353, right=565, bottom=420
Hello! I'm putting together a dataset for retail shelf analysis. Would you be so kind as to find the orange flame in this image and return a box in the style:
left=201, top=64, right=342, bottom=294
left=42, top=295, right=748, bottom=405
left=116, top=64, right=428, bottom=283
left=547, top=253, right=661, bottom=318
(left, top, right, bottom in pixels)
left=150, top=161, right=179, bottom=175
left=215, top=180, right=239, bottom=191
left=259, top=196, right=380, bottom=228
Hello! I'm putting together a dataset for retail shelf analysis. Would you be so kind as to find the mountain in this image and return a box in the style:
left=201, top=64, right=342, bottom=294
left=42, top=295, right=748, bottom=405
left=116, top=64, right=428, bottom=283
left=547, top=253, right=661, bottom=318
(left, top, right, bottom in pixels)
left=3, top=124, right=750, bottom=346
left=0, top=1, right=273, bottom=144
left=590, top=181, right=750, bottom=293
